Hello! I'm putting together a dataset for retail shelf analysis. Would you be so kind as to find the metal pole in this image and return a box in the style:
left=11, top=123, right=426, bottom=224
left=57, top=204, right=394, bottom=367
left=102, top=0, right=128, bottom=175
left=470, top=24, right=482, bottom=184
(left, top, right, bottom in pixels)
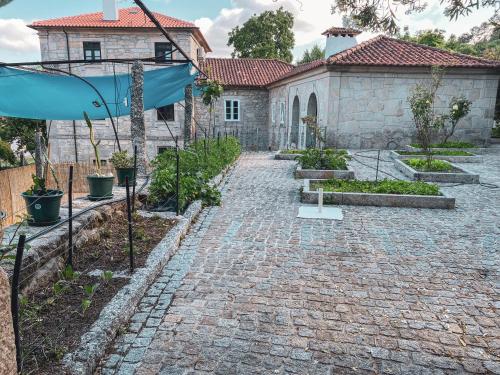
left=176, top=137, right=180, bottom=216
left=375, top=150, right=381, bottom=182
left=318, top=188, right=323, bottom=213
left=11, top=234, right=25, bottom=373
left=132, top=145, right=137, bottom=212
left=67, top=165, right=74, bottom=268
left=125, top=177, right=134, bottom=273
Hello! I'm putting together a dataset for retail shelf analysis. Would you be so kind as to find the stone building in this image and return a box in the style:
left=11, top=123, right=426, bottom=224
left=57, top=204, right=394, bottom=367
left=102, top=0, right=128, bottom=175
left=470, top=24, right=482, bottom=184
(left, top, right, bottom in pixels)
left=29, top=4, right=499, bottom=160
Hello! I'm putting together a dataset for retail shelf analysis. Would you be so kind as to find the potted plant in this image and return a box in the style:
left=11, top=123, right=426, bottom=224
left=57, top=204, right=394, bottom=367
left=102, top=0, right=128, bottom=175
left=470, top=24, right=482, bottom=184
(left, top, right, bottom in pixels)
left=110, top=151, right=135, bottom=187
left=21, top=174, right=64, bottom=226
left=84, top=112, right=114, bottom=201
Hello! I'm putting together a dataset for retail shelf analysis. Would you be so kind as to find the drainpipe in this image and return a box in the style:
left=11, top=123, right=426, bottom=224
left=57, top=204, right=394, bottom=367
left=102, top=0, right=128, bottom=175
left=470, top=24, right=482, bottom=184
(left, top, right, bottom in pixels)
left=64, top=28, right=79, bottom=162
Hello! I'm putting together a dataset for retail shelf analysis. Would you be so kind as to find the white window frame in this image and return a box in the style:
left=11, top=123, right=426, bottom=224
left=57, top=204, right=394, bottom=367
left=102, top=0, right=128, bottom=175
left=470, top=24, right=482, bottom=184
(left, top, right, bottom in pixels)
left=271, top=102, right=276, bottom=124
left=224, top=99, right=240, bottom=122
left=279, top=102, right=285, bottom=124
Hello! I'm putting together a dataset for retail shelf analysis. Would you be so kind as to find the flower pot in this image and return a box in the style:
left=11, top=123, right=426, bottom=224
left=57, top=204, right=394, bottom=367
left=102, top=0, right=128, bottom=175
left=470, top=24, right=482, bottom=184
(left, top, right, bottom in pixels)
left=87, top=175, right=114, bottom=201
left=21, top=190, right=64, bottom=226
left=115, top=167, right=136, bottom=187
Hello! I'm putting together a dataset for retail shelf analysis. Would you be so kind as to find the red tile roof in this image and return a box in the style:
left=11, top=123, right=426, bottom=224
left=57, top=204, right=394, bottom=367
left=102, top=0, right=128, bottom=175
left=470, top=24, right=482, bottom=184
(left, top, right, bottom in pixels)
left=200, top=58, right=293, bottom=88
left=322, top=27, right=361, bottom=36
left=328, top=35, right=500, bottom=68
left=29, top=7, right=194, bottom=29
left=271, top=59, right=327, bottom=84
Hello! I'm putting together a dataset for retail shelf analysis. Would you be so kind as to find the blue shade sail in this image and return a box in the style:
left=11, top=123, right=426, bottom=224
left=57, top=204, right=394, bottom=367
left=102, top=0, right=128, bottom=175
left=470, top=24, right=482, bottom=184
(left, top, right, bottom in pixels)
left=0, top=63, right=198, bottom=120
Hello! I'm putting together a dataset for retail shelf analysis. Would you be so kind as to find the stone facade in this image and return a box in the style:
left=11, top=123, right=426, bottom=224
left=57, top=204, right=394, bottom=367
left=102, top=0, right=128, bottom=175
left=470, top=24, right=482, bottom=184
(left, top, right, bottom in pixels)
left=194, top=89, right=269, bottom=150
left=269, top=66, right=499, bottom=150
left=37, top=28, right=203, bottom=162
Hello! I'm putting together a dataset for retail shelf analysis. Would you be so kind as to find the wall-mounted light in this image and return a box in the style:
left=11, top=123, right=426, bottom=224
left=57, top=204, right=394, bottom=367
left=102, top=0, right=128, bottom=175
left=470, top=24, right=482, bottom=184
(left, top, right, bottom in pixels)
left=92, top=100, right=101, bottom=108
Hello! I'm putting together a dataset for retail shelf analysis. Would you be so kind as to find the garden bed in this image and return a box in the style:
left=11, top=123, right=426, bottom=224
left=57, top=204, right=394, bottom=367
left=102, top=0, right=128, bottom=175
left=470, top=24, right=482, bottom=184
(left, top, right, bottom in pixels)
left=405, top=144, right=487, bottom=155
left=390, top=150, right=483, bottom=163
left=394, top=158, right=479, bottom=184
left=19, top=213, right=176, bottom=374
left=275, top=150, right=303, bottom=160
left=301, top=179, right=455, bottom=209
left=295, top=164, right=355, bottom=180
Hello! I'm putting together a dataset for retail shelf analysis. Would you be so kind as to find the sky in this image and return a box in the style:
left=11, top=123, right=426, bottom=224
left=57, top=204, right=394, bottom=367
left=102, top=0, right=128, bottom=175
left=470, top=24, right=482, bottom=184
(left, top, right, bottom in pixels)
left=0, top=0, right=495, bottom=63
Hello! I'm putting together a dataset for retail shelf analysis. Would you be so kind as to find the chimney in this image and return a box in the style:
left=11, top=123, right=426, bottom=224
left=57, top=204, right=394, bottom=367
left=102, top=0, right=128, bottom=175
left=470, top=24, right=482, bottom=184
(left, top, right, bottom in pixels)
left=323, top=27, right=361, bottom=58
left=103, top=0, right=119, bottom=21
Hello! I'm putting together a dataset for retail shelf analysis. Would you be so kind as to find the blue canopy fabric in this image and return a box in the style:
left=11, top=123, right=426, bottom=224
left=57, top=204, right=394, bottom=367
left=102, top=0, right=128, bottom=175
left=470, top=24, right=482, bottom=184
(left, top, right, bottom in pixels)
left=0, top=63, right=199, bottom=120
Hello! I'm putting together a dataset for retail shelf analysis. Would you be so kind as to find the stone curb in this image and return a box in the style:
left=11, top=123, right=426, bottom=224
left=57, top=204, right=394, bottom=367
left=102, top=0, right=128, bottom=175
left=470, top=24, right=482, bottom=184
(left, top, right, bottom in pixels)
left=404, top=145, right=488, bottom=155
left=301, top=179, right=455, bottom=209
left=393, top=159, right=480, bottom=184
left=62, top=161, right=237, bottom=375
left=275, top=151, right=301, bottom=160
left=295, top=165, right=355, bottom=180
left=390, top=150, right=483, bottom=164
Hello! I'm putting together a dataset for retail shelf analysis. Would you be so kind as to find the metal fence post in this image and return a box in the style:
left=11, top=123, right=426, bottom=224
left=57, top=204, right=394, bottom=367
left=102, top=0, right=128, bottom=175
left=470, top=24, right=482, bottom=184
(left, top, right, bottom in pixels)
left=375, top=150, right=381, bottom=182
left=11, top=234, right=26, bottom=373
left=132, top=145, right=138, bottom=212
left=175, top=137, right=180, bottom=216
left=67, top=165, right=74, bottom=268
left=125, top=177, right=134, bottom=273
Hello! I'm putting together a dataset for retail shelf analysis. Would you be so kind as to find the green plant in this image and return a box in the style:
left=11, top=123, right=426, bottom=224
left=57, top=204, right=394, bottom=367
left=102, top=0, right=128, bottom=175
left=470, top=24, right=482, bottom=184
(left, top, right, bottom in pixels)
left=84, top=111, right=103, bottom=176
left=0, top=140, right=16, bottom=167
left=298, top=148, right=350, bottom=170
left=411, top=141, right=475, bottom=148
left=200, top=185, right=222, bottom=207
left=397, top=150, right=473, bottom=156
left=110, top=151, right=134, bottom=169
left=81, top=283, right=98, bottom=315
left=101, top=270, right=114, bottom=282
left=493, top=121, right=500, bottom=138
left=313, top=179, right=441, bottom=196
left=199, top=78, right=224, bottom=136
left=405, top=158, right=454, bottom=172
left=301, top=116, right=324, bottom=147
left=442, top=96, right=472, bottom=144
left=60, top=264, right=79, bottom=281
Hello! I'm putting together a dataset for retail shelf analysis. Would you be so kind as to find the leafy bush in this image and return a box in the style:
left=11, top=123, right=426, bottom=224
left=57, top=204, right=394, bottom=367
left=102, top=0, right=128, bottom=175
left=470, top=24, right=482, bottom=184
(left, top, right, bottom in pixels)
left=148, top=137, right=240, bottom=210
left=298, top=148, right=350, bottom=170
left=313, top=179, right=440, bottom=196
left=110, top=151, right=134, bottom=169
left=0, top=140, right=16, bottom=166
left=493, top=121, right=500, bottom=138
left=405, top=158, right=453, bottom=172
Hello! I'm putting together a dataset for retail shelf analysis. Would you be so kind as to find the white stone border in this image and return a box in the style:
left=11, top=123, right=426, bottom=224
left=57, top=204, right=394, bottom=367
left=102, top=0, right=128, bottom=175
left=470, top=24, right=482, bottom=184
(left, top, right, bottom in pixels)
left=62, top=161, right=237, bottom=375
left=390, top=150, right=483, bottom=163
left=301, top=179, right=455, bottom=209
left=393, top=159, right=480, bottom=184
left=274, top=150, right=301, bottom=160
left=295, top=164, right=355, bottom=180
left=404, top=145, right=488, bottom=155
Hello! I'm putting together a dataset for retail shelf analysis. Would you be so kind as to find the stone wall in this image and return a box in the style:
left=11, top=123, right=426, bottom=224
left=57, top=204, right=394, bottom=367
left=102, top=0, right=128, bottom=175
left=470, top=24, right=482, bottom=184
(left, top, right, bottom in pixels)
left=0, top=268, right=16, bottom=375
left=194, top=88, right=269, bottom=150
left=36, top=28, right=202, bottom=162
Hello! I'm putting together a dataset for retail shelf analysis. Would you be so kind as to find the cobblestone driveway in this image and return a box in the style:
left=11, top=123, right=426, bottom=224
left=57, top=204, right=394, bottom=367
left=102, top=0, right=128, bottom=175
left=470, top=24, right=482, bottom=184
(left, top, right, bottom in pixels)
left=100, top=150, right=500, bottom=375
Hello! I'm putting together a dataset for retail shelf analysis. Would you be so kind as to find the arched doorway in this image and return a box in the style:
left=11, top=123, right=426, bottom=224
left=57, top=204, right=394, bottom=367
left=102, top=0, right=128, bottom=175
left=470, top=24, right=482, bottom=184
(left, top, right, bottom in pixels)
left=290, top=96, right=300, bottom=148
left=306, top=93, right=318, bottom=148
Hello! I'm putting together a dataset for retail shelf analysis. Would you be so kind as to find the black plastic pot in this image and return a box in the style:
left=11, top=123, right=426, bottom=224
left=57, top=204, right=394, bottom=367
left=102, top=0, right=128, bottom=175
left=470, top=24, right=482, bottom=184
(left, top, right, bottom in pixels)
left=115, top=167, right=136, bottom=187
left=87, top=175, right=114, bottom=201
left=21, top=190, right=64, bottom=226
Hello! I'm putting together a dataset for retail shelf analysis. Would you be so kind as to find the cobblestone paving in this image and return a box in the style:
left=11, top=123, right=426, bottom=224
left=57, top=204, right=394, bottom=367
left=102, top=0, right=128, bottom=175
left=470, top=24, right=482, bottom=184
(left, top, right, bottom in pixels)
left=100, top=149, right=500, bottom=375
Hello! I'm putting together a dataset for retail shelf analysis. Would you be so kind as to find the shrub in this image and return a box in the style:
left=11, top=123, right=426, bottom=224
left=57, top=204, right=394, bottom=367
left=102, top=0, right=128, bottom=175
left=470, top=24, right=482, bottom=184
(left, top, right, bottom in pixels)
left=110, top=151, right=134, bottom=169
left=148, top=137, right=240, bottom=210
left=313, top=179, right=440, bottom=196
left=298, top=148, right=350, bottom=170
left=405, top=158, right=453, bottom=172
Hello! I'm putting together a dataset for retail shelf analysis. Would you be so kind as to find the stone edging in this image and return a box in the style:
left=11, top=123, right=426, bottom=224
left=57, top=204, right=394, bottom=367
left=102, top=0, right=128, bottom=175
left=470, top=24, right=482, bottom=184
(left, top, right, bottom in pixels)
left=390, top=150, right=483, bottom=164
left=393, top=159, right=480, bottom=184
left=275, top=150, right=301, bottom=160
left=404, top=145, right=488, bottom=155
left=301, top=179, right=455, bottom=209
left=295, top=165, right=355, bottom=180
left=62, top=160, right=238, bottom=375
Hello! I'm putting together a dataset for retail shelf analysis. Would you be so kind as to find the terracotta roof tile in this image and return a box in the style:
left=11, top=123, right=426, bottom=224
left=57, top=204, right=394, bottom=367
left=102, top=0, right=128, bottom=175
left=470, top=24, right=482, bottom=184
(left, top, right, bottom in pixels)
left=29, top=7, right=195, bottom=29
left=272, top=59, right=327, bottom=84
left=327, top=35, right=500, bottom=68
left=322, top=27, right=361, bottom=36
left=201, top=58, right=293, bottom=87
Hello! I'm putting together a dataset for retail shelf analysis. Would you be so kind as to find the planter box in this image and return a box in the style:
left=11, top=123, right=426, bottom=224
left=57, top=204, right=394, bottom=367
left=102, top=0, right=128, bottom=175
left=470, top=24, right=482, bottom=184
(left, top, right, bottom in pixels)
left=405, top=145, right=488, bottom=155
left=491, top=138, right=500, bottom=145
left=275, top=150, right=301, bottom=160
left=394, top=159, right=479, bottom=184
left=295, top=164, right=355, bottom=180
left=301, top=179, right=455, bottom=209
left=390, top=150, right=483, bottom=163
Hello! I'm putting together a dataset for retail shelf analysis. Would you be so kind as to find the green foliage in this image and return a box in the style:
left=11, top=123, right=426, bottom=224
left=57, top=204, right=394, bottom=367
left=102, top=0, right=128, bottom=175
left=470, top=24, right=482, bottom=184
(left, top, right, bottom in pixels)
left=397, top=150, right=473, bottom=156
left=199, top=79, right=224, bottom=108
left=411, top=141, right=476, bottom=148
left=83, top=111, right=102, bottom=175
left=492, top=121, right=500, bottom=138
left=101, top=270, right=114, bottom=282
left=281, top=149, right=305, bottom=154
left=314, top=179, right=440, bottom=196
left=200, top=185, right=222, bottom=207
left=405, top=158, right=454, bottom=172
left=110, top=151, right=133, bottom=169
left=228, top=7, right=295, bottom=63
left=298, top=148, right=350, bottom=170
left=0, top=117, right=46, bottom=157
left=60, top=264, right=79, bottom=281
left=27, top=174, right=47, bottom=195
left=148, top=137, right=240, bottom=210
left=0, top=140, right=16, bottom=166
left=298, top=44, right=325, bottom=64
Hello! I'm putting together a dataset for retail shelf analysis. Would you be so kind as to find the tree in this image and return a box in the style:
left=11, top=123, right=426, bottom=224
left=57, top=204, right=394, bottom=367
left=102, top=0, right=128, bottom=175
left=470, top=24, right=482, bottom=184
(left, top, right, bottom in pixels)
left=228, top=7, right=295, bottom=63
left=0, top=117, right=46, bottom=158
left=0, top=140, right=16, bottom=167
left=298, top=44, right=325, bottom=64
left=331, top=0, right=498, bottom=34
left=0, top=0, right=13, bottom=7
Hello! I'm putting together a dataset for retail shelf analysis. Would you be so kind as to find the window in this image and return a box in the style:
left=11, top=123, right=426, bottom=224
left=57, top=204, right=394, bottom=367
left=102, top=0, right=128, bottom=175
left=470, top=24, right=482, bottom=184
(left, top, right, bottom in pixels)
left=279, top=102, right=285, bottom=124
left=155, top=42, right=173, bottom=63
left=157, top=104, right=175, bottom=121
left=271, top=102, right=276, bottom=123
left=225, top=100, right=240, bottom=121
left=83, top=42, right=101, bottom=61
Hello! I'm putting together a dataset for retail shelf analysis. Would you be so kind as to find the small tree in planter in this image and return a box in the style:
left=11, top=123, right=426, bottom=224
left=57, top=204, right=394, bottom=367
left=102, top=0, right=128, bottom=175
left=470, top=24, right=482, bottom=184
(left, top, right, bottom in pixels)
left=441, top=96, right=472, bottom=144
left=301, top=115, right=324, bottom=149
left=200, top=76, right=224, bottom=137
left=84, top=112, right=114, bottom=201
left=110, top=151, right=135, bottom=187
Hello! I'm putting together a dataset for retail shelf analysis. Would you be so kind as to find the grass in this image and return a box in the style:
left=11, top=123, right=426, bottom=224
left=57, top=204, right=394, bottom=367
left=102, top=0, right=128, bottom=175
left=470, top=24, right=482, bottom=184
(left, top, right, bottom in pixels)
left=280, top=150, right=305, bottom=154
left=410, top=141, right=475, bottom=149
left=311, top=179, right=441, bottom=196
left=397, top=150, right=473, bottom=156
left=404, top=158, right=454, bottom=172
